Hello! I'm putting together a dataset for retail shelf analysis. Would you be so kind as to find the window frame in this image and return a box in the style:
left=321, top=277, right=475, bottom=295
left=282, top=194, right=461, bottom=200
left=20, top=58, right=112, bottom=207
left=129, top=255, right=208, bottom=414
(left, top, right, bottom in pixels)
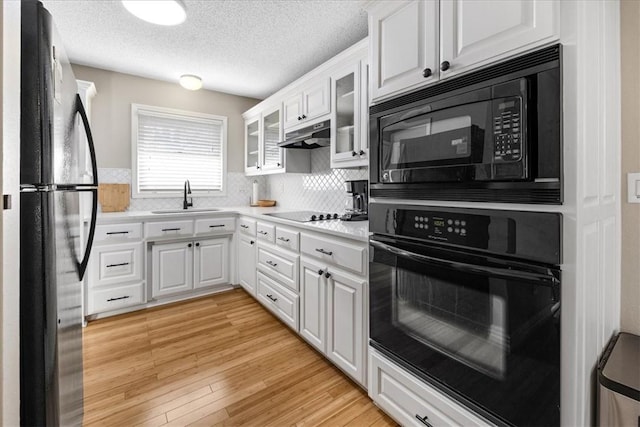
left=131, top=103, right=228, bottom=199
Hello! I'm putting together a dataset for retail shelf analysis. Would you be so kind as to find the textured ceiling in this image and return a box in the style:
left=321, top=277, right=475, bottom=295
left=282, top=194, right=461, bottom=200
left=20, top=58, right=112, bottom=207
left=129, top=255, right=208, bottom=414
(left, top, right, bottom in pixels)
left=41, top=0, right=369, bottom=100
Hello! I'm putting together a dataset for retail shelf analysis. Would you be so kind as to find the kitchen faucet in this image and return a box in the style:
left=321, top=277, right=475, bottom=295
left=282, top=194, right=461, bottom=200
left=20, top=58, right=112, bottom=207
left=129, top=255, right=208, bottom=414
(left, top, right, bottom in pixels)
left=183, top=180, right=193, bottom=210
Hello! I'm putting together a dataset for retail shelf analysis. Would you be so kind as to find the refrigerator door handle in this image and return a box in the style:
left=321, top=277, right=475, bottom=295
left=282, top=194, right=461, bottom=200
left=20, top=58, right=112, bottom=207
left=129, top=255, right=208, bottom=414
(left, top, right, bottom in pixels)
left=75, top=93, right=98, bottom=186
left=78, top=189, right=97, bottom=280
left=75, top=94, right=99, bottom=279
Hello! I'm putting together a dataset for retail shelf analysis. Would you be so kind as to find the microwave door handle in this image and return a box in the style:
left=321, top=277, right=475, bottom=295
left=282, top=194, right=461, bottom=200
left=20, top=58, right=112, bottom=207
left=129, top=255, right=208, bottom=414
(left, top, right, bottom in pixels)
left=370, top=239, right=558, bottom=286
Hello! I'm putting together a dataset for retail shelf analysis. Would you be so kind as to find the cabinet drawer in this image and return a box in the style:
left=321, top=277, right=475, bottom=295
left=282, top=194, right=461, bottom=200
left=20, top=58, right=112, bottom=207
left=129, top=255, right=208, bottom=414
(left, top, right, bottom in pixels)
left=88, top=282, right=145, bottom=315
left=195, top=217, right=235, bottom=235
left=256, top=271, right=298, bottom=331
left=369, top=349, right=490, bottom=427
left=94, top=222, right=142, bottom=244
left=300, top=233, right=366, bottom=274
left=256, top=222, right=275, bottom=243
left=275, top=227, right=299, bottom=252
left=238, top=217, right=256, bottom=236
left=145, top=220, right=194, bottom=239
left=89, top=242, right=143, bottom=287
left=257, top=245, right=299, bottom=292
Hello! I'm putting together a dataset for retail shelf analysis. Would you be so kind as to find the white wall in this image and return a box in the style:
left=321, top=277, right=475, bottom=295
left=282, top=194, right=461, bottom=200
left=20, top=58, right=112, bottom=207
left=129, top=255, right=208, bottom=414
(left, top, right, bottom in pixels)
left=2, top=1, right=21, bottom=424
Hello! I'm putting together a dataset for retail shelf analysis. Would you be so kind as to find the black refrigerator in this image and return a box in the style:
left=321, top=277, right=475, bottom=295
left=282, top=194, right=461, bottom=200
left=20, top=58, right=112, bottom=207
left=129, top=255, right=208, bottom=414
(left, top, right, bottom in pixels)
left=20, top=1, right=99, bottom=425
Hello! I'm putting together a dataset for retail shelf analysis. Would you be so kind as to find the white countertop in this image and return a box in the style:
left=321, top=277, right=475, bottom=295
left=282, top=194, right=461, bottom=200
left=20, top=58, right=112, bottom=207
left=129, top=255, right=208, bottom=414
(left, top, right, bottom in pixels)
left=96, top=206, right=369, bottom=242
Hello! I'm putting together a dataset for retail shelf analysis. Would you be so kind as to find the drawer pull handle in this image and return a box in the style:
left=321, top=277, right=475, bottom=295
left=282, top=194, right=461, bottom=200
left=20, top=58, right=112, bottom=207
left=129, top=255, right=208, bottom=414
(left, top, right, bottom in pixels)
left=266, top=260, right=278, bottom=267
left=415, top=414, right=433, bottom=427
left=277, top=237, right=290, bottom=242
left=209, top=225, right=225, bottom=228
left=106, top=262, right=130, bottom=268
left=240, top=224, right=249, bottom=229
left=161, top=228, right=181, bottom=232
left=106, top=295, right=130, bottom=302
left=258, top=231, right=268, bottom=235
left=106, top=231, right=129, bottom=235
left=266, top=294, right=278, bottom=302
left=315, top=248, right=333, bottom=256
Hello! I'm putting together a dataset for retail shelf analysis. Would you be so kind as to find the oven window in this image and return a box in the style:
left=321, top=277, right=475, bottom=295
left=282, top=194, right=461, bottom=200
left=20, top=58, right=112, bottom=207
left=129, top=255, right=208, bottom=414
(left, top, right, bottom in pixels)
left=381, top=102, right=490, bottom=171
left=394, top=268, right=507, bottom=379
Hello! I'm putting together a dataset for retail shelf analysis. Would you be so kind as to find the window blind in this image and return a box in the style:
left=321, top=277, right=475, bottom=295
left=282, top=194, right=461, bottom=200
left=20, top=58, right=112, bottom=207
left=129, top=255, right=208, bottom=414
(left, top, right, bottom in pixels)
left=135, top=108, right=225, bottom=194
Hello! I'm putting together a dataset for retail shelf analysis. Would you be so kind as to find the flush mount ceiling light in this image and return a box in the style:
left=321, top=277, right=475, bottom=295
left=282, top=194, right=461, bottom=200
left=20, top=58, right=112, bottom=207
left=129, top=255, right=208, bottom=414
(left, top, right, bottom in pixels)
left=179, top=74, right=203, bottom=91
left=122, top=0, right=186, bottom=26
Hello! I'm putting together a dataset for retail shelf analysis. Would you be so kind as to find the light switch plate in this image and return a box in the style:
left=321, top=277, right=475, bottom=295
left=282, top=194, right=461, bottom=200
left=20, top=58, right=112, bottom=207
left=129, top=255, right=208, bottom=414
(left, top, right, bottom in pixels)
left=628, top=173, right=640, bottom=203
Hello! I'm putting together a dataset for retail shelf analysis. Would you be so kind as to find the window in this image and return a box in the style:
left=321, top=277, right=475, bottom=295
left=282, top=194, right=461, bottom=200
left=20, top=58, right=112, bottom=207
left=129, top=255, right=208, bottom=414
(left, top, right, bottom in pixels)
left=131, top=104, right=227, bottom=198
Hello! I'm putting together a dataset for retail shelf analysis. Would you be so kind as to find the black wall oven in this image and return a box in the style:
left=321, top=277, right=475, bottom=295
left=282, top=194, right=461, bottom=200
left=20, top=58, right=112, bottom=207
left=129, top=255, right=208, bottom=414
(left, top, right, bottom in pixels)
left=369, top=45, right=561, bottom=204
left=369, top=203, right=561, bottom=427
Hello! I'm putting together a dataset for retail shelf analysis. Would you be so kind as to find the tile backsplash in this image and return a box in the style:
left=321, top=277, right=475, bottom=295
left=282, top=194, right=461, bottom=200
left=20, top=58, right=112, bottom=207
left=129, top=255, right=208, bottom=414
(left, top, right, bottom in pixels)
left=99, top=148, right=367, bottom=212
left=98, top=168, right=268, bottom=212
left=264, top=148, right=368, bottom=213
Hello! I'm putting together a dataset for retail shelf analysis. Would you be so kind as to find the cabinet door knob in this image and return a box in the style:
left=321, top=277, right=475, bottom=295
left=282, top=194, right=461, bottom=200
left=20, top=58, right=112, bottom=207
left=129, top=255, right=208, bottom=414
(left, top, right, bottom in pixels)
left=318, top=269, right=324, bottom=275
left=277, top=162, right=281, bottom=167
left=440, top=61, right=450, bottom=72
left=297, top=116, right=302, bottom=120
left=352, top=151, right=357, bottom=156
left=302, top=114, right=307, bottom=119
left=324, top=271, right=331, bottom=279
left=188, top=243, right=192, bottom=248
left=195, top=242, right=200, bottom=247
left=422, top=67, right=432, bottom=78
left=250, top=240, right=255, bottom=245
left=358, top=150, right=365, bottom=156
left=256, top=165, right=260, bottom=169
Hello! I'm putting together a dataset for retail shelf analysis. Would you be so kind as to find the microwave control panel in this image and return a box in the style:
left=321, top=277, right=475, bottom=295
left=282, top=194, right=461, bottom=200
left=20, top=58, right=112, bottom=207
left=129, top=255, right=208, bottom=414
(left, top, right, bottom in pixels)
left=492, top=97, right=523, bottom=162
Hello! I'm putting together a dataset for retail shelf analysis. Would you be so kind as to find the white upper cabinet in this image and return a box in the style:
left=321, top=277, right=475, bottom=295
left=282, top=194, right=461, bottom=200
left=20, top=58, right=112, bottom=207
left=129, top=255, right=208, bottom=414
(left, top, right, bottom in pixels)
left=244, top=105, right=291, bottom=176
left=369, top=0, right=439, bottom=101
left=260, top=105, right=284, bottom=171
left=367, top=0, right=558, bottom=102
left=244, top=114, right=261, bottom=174
left=283, top=78, right=331, bottom=130
left=440, top=0, right=558, bottom=79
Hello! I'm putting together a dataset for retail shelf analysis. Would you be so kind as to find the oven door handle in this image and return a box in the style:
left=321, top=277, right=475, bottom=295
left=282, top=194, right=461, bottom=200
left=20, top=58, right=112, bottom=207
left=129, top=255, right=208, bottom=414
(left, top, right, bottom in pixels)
left=370, top=239, right=559, bottom=286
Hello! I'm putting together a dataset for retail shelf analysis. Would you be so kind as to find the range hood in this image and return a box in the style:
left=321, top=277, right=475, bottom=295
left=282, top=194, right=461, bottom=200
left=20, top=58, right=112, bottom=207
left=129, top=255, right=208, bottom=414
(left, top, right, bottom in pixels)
left=278, top=120, right=330, bottom=149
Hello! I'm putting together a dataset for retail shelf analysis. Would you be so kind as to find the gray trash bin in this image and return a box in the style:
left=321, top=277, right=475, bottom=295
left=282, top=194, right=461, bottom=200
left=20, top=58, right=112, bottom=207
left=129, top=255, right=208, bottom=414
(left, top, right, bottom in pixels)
left=598, top=332, right=640, bottom=426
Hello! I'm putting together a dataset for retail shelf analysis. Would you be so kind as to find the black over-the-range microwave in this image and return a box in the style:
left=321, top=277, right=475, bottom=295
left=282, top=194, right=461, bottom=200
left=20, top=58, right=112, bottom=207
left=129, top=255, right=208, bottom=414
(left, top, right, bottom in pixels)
left=369, top=44, right=562, bottom=204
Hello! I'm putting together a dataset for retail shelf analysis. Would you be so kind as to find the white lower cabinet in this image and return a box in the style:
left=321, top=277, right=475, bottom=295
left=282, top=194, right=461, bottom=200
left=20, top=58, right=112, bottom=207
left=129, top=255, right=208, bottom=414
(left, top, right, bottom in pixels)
left=152, top=236, right=230, bottom=299
left=237, top=234, right=257, bottom=295
left=300, top=256, right=366, bottom=385
left=88, top=282, right=145, bottom=315
left=256, top=271, right=299, bottom=331
left=152, top=241, right=193, bottom=298
left=369, top=348, right=491, bottom=427
left=194, top=238, right=229, bottom=288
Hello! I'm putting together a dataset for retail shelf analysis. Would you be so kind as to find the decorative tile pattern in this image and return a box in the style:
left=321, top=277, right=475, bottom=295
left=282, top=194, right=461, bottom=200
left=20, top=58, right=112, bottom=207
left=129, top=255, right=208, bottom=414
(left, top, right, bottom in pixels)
left=264, top=148, right=368, bottom=213
left=97, top=168, right=267, bottom=212
left=98, top=148, right=367, bottom=213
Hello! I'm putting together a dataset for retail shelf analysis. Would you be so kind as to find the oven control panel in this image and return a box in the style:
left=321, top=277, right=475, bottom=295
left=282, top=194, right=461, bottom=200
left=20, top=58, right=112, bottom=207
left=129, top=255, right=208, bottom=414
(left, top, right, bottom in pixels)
left=492, top=97, right=523, bottom=163
left=369, top=202, right=562, bottom=264
left=410, top=212, right=489, bottom=247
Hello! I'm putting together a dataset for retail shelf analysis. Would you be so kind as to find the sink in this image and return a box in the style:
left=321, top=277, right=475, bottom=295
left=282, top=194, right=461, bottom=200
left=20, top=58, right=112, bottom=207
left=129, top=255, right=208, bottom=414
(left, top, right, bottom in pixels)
left=150, top=208, right=221, bottom=214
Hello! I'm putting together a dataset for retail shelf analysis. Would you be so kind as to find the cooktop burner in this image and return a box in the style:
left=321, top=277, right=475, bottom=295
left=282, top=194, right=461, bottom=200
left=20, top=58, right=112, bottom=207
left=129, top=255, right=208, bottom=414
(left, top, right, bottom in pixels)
left=265, top=211, right=340, bottom=222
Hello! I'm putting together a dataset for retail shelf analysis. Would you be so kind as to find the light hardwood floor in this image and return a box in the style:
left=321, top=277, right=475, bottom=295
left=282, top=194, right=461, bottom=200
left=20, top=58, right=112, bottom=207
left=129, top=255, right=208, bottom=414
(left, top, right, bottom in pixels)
left=82, top=288, right=398, bottom=426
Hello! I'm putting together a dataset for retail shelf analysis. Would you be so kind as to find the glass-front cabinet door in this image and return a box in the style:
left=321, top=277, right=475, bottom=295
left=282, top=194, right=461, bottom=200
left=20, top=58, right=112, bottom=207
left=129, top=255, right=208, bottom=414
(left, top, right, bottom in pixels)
left=260, top=105, right=283, bottom=171
left=245, top=115, right=260, bottom=174
left=331, top=61, right=366, bottom=168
